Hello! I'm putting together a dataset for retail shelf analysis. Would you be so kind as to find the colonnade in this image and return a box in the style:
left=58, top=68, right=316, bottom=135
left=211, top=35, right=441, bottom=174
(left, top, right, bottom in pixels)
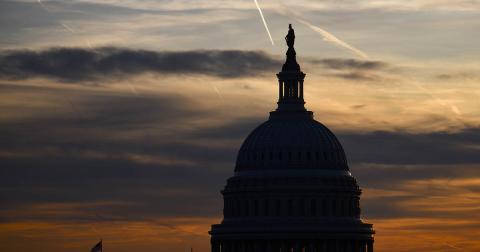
left=224, top=197, right=360, bottom=218
left=278, top=79, right=304, bottom=101
left=212, top=239, right=374, bottom=252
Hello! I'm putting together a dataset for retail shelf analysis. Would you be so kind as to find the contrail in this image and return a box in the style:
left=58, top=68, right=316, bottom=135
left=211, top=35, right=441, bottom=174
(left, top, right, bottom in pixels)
left=409, top=79, right=463, bottom=117
left=296, top=18, right=369, bottom=59
left=38, top=0, right=77, bottom=34
left=212, top=85, right=224, bottom=100
left=451, top=105, right=462, bottom=116
left=37, top=0, right=49, bottom=11
left=60, top=22, right=75, bottom=33
left=278, top=6, right=369, bottom=59
left=253, top=0, right=274, bottom=45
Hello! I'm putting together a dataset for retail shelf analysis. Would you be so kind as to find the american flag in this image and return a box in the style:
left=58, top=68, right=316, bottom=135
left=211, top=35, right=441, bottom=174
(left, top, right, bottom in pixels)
left=91, top=240, right=102, bottom=252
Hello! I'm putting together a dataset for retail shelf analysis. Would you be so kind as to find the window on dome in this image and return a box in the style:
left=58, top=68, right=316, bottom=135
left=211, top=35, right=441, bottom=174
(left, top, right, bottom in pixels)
left=276, top=199, right=282, bottom=216
left=234, top=199, right=238, bottom=216
left=348, top=198, right=353, bottom=216
left=287, top=199, right=293, bottom=216
left=322, top=199, right=328, bottom=216
left=311, top=199, right=317, bottom=216
left=264, top=199, right=269, bottom=216
left=299, top=199, right=305, bottom=216
left=332, top=199, right=337, bottom=216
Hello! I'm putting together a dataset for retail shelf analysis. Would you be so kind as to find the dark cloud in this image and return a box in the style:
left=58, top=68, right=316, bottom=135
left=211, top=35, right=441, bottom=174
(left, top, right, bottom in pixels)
left=0, top=47, right=281, bottom=82
left=312, top=58, right=388, bottom=70
left=352, top=163, right=480, bottom=189
left=328, top=71, right=382, bottom=81
left=0, top=83, right=242, bottom=221
left=306, top=58, right=390, bottom=81
left=338, top=129, right=480, bottom=165
left=435, top=72, right=479, bottom=81
left=351, top=104, right=367, bottom=110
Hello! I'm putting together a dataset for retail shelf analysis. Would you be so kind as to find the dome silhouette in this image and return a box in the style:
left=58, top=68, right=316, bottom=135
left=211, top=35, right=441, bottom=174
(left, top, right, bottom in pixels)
left=210, top=24, right=374, bottom=252
left=235, top=117, right=349, bottom=172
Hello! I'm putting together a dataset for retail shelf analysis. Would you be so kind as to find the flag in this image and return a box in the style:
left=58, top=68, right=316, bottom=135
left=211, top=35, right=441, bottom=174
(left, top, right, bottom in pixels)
left=91, top=240, right=102, bottom=252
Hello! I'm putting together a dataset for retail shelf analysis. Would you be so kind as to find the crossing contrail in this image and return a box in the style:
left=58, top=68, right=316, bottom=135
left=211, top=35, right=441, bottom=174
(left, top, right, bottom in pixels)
left=38, top=0, right=77, bottom=34
left=37, top=0, right=49, bottom=11
left=278, top=6, right=369, bottom=59
left=295, top=18, right=369, bottom=59
left=253, top=0, right=274, bottom=45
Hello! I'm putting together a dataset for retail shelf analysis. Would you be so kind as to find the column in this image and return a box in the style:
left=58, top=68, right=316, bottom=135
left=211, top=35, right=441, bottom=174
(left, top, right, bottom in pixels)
left=322, top=240, right=328, bottom=252
left=212, top=241, right=220, bottom=252
left=285, top=82, right=290, bottom=98
left=294, top=241, right=301, bottom=252
left=367, top=240, right=373, bottom=252
left=232, top=241, right=237, bottom=252
left=294, top=81, right=298, bottom=98
left=280, top=241, right=287, bottom=252
left=221, top=241, right=227, bottom=252
left=307, top=241, right=314, bottom=252
left=345, top=240, right=352, bottom=252
left=265, top=240, right=271, bottom=252
left=315, top=241, right=321, bottom=252
left=300, top=80, right=304, bottom=99
left=353, top=240, right=360, bottom=252
left=289, top=81, right=294, bottom=98
left=279, top=80, right=283, bottom=101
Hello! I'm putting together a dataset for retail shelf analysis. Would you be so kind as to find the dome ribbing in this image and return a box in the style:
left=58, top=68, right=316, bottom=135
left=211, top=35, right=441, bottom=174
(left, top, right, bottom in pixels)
left=235, top=118, right=349, bottom=172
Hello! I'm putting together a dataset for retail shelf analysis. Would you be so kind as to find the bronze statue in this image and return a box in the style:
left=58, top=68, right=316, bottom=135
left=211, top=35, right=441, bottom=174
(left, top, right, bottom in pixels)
left=285, top=24, right=295, bottom=48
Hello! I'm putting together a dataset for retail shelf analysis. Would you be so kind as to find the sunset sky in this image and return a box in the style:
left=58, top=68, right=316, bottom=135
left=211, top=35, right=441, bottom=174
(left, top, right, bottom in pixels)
left=1, top=1, right=480, bottom=252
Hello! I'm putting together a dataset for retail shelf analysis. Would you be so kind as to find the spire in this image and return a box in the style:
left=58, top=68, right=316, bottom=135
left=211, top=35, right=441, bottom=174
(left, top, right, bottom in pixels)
left=273, top=24, right=308, bottom=115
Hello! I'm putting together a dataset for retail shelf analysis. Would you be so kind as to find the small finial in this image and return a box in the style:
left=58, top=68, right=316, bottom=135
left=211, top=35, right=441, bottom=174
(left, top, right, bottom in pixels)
left=285, top=24, right=295, bottom=48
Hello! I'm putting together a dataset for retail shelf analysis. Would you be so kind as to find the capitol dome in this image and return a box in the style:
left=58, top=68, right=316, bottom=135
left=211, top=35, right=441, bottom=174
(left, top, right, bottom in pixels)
left=235, top=114, right=349, bottom=172
left=210, top=24, right=374, bottom=252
